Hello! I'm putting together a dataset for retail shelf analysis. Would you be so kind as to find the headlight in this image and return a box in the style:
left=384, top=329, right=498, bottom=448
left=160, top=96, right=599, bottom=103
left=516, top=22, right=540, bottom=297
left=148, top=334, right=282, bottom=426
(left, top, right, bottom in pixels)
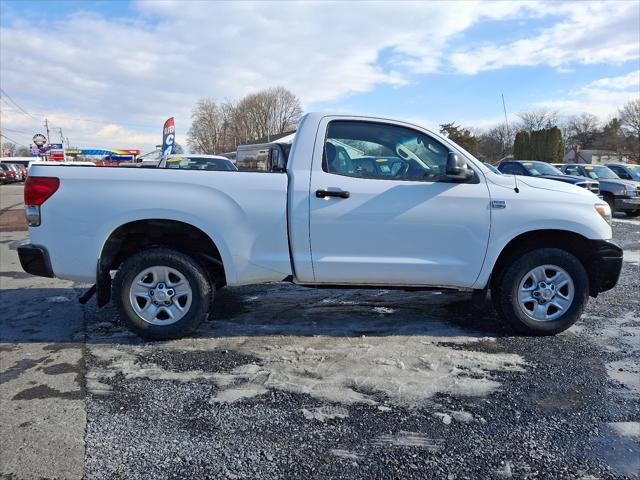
left=625, top=185, right=638, bottom=197
left=594, top=203, right=612, bottom=225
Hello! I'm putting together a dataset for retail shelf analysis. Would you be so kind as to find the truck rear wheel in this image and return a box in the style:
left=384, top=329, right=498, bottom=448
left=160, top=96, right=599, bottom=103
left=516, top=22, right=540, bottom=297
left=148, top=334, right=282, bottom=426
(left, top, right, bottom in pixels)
left=492, top=248, right=589, bottom=335
left=113, top=248, right=212, bottom=339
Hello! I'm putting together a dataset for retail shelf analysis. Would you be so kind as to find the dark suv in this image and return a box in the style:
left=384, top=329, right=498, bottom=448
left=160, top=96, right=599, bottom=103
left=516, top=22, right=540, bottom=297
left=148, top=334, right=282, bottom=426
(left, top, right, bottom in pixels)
left=560, top=164, right=640, bottom=217
left=606, top=163, right=640, bottom=182
left=497, top=160, right=600, bottom=195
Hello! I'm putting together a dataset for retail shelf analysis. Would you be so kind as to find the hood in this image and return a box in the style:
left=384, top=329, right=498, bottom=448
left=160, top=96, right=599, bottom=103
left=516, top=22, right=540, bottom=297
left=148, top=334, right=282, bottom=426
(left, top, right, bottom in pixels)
left=538, top=174, right=594, bottom=184
left=597, top=178, right=640, bottom=188
left=516, top=175, right=597, bottom=197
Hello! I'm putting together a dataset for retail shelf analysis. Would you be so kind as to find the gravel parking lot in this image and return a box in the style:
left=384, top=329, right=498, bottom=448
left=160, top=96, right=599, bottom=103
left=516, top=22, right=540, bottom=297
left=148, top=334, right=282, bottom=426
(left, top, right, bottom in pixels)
left=1, top=183, right=639, bottom=479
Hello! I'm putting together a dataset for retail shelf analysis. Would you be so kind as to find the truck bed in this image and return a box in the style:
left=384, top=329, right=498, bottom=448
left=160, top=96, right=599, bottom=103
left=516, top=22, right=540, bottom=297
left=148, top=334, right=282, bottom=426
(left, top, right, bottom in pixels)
left=27, top=164, right=292, bottom=285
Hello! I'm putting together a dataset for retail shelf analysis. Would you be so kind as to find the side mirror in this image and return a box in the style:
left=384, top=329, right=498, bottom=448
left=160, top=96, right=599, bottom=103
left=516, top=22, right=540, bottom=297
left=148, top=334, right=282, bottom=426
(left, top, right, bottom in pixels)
left=445, top=152, right=473, bottom=182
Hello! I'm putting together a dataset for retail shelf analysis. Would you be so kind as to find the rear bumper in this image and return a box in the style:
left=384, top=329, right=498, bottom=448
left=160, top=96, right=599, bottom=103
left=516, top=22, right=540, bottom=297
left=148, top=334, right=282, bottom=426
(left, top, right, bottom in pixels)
left=587, top=239, right=623, bottom=295
left=17, top=244, right=54, bottom=278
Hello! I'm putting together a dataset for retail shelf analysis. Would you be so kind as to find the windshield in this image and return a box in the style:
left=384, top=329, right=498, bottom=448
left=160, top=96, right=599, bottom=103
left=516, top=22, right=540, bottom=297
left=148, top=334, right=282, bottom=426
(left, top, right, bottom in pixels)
left=484, top=163, right=502, bottom=174
left=164, top=157, right=236, bottom=171
left=583, top=165, right=619, bottom=180
left=628, top=165, right=640, bottom=177
left=522, top=162, right=562, bottom=176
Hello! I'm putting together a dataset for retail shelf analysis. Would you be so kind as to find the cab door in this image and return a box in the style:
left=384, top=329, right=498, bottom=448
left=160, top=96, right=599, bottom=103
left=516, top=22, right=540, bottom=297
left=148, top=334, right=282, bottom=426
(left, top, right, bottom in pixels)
left=307, top=118, right=491, bottom=288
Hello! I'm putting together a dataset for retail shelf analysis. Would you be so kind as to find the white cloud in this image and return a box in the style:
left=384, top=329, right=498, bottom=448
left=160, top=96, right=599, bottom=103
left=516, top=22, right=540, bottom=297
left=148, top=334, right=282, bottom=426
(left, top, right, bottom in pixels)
left=449, top=2, right=639, bottom=74
left=0, top=1, right=638, bottom=151
left=536, top=70, right=640, bottom=118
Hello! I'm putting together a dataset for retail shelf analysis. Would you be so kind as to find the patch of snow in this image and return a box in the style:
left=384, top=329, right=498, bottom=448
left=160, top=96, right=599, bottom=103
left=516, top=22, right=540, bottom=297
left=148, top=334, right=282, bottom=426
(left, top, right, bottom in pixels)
left=371, top=431, right=443, bottom=451
left=609, top=422, right=640, bottom=441
left=46, top=296, right=70, bottom=303
left=372, top=307, right=395, bottom=314
left=302, top=405, right=349, bottom=422
left=330, top=449, right=362, bottom=460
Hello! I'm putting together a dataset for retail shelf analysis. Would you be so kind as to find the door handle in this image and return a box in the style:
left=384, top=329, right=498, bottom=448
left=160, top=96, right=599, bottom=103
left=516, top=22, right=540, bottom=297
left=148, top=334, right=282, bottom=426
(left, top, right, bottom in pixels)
left=316, top=189, right=350, bottom=199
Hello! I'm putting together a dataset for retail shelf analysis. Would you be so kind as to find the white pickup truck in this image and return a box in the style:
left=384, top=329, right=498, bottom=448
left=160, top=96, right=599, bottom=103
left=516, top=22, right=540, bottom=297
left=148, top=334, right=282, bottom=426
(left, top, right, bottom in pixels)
left=18, top=113, right=622, bottom=339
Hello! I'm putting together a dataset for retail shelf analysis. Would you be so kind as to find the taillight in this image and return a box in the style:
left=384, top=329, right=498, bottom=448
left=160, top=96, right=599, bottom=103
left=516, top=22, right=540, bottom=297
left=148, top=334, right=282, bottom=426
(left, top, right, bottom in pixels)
left=25, top=177, right=60, bottom=205
left=24, top=177, right=59, bottom=227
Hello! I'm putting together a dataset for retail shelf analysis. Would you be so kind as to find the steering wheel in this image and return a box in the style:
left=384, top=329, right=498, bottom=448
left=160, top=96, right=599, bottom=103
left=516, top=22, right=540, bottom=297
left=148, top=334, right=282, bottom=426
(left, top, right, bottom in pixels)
left=393, top=161, right=410, bottom=179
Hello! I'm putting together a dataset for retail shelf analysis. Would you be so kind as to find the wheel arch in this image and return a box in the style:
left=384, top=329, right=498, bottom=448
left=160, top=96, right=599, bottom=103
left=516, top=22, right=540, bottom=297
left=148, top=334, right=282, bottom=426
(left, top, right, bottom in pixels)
left=97, top=219, right=227, bottom=306
left=488, top=229, right=600, bottom=297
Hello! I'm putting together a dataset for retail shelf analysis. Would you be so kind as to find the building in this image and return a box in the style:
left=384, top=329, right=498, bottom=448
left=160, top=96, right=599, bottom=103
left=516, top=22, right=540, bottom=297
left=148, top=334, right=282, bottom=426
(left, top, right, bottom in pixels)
left=563, top=148, right=630, bottom=165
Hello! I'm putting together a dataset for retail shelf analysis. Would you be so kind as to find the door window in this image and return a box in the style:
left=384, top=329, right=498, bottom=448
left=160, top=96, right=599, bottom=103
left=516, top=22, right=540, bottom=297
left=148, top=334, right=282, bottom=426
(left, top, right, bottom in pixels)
left=323, top=121, right=461, bottom=182
left=564, top=165, right=581, bottom=176
left=501, top=163, right=522, bottom=175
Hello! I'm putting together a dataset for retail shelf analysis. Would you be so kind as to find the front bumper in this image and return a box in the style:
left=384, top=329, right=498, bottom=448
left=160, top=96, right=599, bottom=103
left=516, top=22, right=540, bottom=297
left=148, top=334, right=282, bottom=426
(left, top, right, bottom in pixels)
left=587, top=239, right=623, bottom=295
left=17, top=244, right=54, bottom=278
left=614, top=197, right=640, bottom=211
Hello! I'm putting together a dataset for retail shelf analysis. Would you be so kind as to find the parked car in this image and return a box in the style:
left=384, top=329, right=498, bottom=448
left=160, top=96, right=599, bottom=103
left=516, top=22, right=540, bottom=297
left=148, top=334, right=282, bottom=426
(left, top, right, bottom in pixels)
left=18, top=112, right=621, bottom=339
left=560, top=164, right=640, bottom=217
left=497, top=160, right=600, bottom=195
left=606, top=163, right=640, bottom=182
left=0, top=163, right=18, bottom=182
left=158, top=154, right=237, bottom=171
left=483, top=162, right=502, bottom=174
left=0, top=164, right=12, bottom=184
left=7, top=163, right=25, bottom=182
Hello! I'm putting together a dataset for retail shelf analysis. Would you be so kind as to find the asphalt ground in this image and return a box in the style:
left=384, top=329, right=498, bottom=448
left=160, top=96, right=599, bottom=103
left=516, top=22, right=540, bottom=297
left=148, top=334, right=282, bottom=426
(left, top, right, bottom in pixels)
left=1, top=182, right=639, bottom=479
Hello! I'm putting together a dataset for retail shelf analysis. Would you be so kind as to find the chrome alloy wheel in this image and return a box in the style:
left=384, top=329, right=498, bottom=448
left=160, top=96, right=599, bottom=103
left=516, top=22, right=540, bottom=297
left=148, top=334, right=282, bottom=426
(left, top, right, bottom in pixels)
left=517, top=264, right=575, bottom=322
left=129, top=266, right=193, bottom=325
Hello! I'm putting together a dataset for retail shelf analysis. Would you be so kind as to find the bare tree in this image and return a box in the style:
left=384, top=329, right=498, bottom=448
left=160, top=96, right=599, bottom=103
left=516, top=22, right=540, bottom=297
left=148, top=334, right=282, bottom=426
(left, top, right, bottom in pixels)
left=187, top=99, right=227, bottom=154
left=1, top=141, right=17, bottom=156
left=268, top=87, right=303, bottom=135
left=232, top=87, right=302, bottom=142
left=477, top=123, right=516, bottom=162
left=517, top=109, right=558, bottom=133
left=564, top=113, right=600, bottom=149
left=619, top=99, right=640, bottom=137
left=189, top=87, right=302, bottom=154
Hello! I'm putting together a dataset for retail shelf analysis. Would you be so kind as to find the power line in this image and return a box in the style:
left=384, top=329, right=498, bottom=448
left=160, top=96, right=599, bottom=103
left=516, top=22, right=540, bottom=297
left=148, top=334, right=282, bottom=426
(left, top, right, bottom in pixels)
left=1, top=126, right=32, bottom=134
left=0, top=133, right=29, bottom=148
left=0, top=88, right=39, bottom=120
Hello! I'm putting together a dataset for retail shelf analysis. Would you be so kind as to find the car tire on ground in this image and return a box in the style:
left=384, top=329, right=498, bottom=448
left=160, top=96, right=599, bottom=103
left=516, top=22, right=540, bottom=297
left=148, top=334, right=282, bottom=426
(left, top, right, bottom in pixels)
left=492, top=248, right=589, bottom=336
left=113, top=248, right=212, bottom=340
left=602, top=193, right=615, bottom=213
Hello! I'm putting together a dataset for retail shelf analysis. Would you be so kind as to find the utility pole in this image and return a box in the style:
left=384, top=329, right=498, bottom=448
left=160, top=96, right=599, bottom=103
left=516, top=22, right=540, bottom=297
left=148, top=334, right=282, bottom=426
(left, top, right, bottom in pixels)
left=44, top=118, right=51, bottom=143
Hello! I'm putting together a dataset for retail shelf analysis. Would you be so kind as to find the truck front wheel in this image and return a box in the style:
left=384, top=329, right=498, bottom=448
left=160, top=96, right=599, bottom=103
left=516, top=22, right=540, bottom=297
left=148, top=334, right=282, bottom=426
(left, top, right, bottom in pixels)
left=492, top=248, right=589, bottom=335
left=113, top=248, right=212, bottom=339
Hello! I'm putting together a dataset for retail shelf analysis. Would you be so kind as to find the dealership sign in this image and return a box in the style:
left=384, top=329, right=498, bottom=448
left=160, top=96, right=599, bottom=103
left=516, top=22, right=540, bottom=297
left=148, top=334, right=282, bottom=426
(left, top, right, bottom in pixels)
left=162, top=117, right=175, bottom=158
left=49, top=143, right=65, bottom=162
left=32, top=134, right=47, bottom=147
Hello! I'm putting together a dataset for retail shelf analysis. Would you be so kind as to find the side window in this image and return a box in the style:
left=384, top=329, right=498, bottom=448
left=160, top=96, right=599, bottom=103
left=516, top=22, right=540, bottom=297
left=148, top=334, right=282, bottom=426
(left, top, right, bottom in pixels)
left=323, top=120, right=455, bottom=182
left=501, top=164, right=520, bottom=175
left=236, top=147, right=270, bottom=172
left=565, top=166, right=580, bottom=176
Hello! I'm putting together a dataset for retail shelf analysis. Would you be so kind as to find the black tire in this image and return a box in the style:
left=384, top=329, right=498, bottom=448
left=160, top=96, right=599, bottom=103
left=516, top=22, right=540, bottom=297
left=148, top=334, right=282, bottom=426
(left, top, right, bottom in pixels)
left=113, top=248, right=213, bottom=340
left=492, top=248, right=589, bottom=336
left=603, top=193, right=615, bottom=213
left=626, top=210, right=640, bottom=218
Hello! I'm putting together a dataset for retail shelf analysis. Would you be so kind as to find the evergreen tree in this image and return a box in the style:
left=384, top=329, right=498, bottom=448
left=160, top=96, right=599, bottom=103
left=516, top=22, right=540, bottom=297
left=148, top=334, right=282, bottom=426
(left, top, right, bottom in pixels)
left=513, top=130, right=530, bottom=159
left=439, top=123, right=479, bottom=156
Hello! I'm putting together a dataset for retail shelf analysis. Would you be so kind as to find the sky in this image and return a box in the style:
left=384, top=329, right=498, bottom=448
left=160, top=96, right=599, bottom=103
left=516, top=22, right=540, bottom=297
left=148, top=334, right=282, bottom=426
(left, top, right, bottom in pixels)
left=0, top=0, right=639, bottom=153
